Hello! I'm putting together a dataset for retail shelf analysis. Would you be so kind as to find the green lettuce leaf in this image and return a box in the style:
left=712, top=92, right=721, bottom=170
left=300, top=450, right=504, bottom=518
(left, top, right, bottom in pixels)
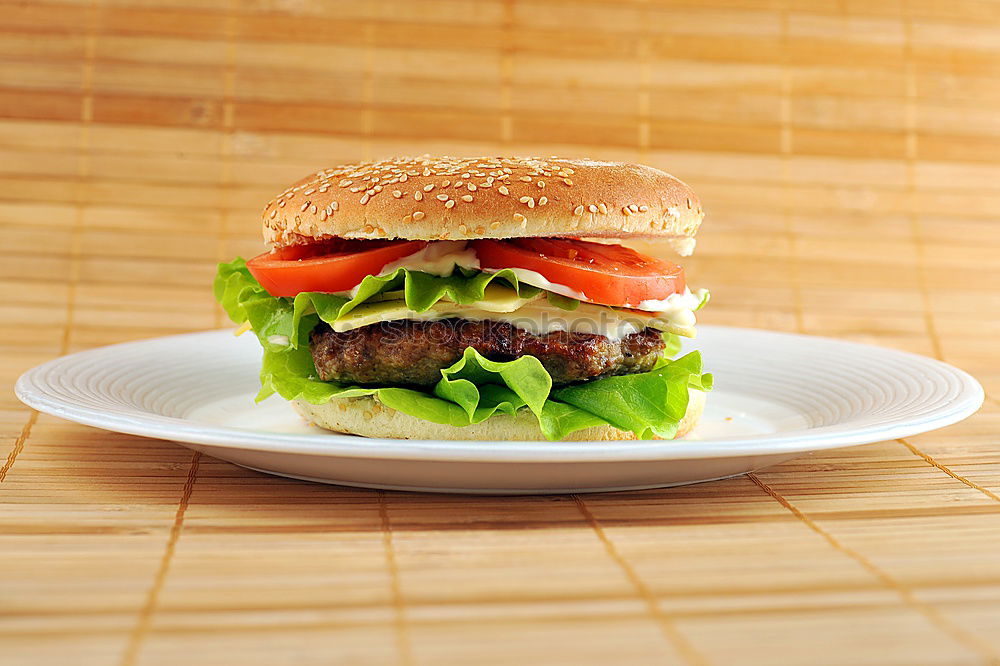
left=255, top=336, right=710, bottom=441
left=661, top=332, right=682, bottom=358
left=694, top=289, right=711, bottom=311
left=538, top=400, right=609, bottom=439
left=434, top=347, right=551, bottom=422
left=213, top=257, right=543, bottom=351
left=545, top=291, right=581, bottom=311
left=552, top=351, right=711, bottom=439
left=257, top=341, right=531, bottom=429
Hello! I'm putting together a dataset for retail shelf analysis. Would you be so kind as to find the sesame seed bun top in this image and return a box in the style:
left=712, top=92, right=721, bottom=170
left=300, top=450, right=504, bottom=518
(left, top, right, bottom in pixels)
left=262, top=156, right=705, bottom=252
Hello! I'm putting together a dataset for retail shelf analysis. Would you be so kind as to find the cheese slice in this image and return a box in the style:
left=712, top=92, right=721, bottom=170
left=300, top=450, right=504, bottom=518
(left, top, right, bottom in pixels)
left=329, top=284, right=696, bottom=340
left=332, top=284, right=541, bottom=332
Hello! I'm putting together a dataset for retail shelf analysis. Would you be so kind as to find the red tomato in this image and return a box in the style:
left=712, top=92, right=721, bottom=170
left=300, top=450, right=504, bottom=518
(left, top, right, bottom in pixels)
left=471, top=238, right=685, bottom=308
left=246, top=239, right=427, bottom=297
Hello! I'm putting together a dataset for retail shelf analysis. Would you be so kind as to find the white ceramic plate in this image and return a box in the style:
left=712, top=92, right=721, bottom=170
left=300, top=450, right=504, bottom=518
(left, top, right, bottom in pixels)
left=15, top=326, right=983, bottom=494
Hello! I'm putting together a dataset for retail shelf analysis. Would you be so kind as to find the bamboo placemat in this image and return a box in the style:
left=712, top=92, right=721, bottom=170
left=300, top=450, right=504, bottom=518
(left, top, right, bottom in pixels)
left=3, top=1, right=1000, bottom=664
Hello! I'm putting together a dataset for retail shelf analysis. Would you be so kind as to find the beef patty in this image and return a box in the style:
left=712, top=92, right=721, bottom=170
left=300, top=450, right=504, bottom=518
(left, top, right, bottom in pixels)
left=310, top=318, right=666, bottom=386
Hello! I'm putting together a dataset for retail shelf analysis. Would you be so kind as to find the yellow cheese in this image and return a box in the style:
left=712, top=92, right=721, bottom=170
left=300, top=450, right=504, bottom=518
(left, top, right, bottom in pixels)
left=328, top=284, right=697, bottom=340
left=331, top=284, right=542, bottom=332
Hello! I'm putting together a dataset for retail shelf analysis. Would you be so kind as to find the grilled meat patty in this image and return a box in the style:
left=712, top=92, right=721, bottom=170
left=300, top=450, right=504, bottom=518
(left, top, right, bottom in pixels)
left=310, top=318, right=666, bottom=386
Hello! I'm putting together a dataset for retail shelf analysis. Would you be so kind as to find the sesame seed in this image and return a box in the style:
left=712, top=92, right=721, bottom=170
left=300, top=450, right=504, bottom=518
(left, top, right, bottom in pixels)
left=498, top=186, right=510, bottom=196
left=537, top=181, right=545, bottom=188
left=339, top=179, right=352, bottom=187
left=413, top=211, right=426, bottom=220
left=392, top=190, right=402, bottom=198
left=628, top=204, right=639, bottom=213
left=310, top=204, right=318, bottom=214
left=300, top=202, right=310, bottom=212
left=513, top=213, right=526, bottom=223
left=423, top=184, right=435, bottom=192
left=400, top=174, right=408, bottom=182
left=490, top=221, right=501, bottom=229
left=436, top=194, right=449, bottom=201
left=622, top=206, right=632, bottom=216
left=445, top=199, right=456, bottom=209
left=519, top=176, right=532, bottom=182
left=588, top=204, right=597, bottom=213
left=320, top=211, right=328, bottom=220
left=639, top=205, right=649, bottom=212
left=363, top=224, right=374, bottom=233
left=373, top=185, right=383, bottom=192
left=360, top=194, right=370, bottom=204
left=442, top=180, right=451, bottom=187
left=462, top=173, right=471, bottom=179
left=562, top=178, right=573, bottom=186
left=538, top=196, right=548, bottom=206
left=461, top=194, right=473, bottom=202
left=278, top=200, right=286, bottom=207
left=468, top=184, right=477, bottom=191
left=269, top=210, right=276, bottom=219
left=366, top=189, right=376, bottom=196
left=598, top=203, right=608, bottom=215
left=303, top=188, right=315, bottom=195
left=415, top=191, right=424, bottom=201
left=573, top=205, right=584, bottom=216
left=331, top=201, right=339, bottom=211
left=403, top=214, right=413, bottom=223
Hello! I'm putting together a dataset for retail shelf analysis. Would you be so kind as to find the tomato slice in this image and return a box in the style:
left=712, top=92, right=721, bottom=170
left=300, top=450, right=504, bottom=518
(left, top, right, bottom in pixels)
left=247, top=239, right=427, bottom=297
left=471, top=238, right=685, bottom=308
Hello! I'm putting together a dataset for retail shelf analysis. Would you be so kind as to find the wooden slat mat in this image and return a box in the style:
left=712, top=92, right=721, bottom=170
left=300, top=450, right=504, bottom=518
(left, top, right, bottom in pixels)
left=2, top=1, right=999, bottom=664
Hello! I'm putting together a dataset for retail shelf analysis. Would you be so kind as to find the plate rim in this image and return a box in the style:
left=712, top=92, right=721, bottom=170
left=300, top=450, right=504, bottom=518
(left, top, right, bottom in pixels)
left=14, top=326, right=984, bottom=463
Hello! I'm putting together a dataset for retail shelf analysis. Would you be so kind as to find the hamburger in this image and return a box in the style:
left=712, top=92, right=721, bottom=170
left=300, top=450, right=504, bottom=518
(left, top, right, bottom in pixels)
left=214, top=156, right=711, bottom=441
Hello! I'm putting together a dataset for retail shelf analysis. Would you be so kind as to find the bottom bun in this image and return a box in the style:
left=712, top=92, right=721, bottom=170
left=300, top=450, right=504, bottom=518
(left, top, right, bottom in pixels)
left=293, top=388, right=706, bottom=441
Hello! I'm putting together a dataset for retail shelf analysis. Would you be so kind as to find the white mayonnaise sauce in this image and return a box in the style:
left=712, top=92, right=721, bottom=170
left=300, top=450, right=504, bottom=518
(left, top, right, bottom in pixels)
left=637, top=288, right=704, bottom=313
left=378, top=240, right=479, bottom=277
left=331, top=298, right=651, bottom=341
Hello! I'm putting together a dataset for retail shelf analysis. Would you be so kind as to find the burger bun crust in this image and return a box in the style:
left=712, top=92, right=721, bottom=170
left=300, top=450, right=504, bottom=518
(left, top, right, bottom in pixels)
left=292, top=388, right=706, bottom=442
left=263, top=156, right=704, bottom=248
